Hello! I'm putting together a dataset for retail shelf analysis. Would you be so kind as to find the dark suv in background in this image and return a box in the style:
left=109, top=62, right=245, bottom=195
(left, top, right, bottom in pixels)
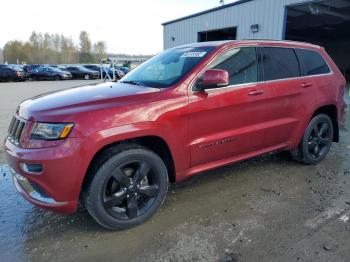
left=0, top=66, right=27, bottom=82
left=28, top=67, right=72, bottom=81
left=64, top=66, right=100, bottom=80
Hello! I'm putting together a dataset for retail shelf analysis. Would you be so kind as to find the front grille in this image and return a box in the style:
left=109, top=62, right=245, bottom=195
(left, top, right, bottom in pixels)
left=8, top=116, right=26, bottom=145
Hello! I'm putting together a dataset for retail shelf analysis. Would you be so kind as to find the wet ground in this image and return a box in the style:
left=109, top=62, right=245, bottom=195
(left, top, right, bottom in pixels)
left=0, top=81, right=350, bottom=262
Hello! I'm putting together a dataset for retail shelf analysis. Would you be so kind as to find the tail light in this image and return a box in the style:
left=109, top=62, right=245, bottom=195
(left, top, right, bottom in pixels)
left=16, top=71, right=21, bottom=77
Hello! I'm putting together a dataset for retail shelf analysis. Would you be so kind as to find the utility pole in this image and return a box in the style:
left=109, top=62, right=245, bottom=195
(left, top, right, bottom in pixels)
left=220, top=0, right=225, bottom=6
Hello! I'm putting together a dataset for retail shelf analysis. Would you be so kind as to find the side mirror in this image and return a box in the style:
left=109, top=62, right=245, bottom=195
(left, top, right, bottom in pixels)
left=196, top=69, right=229, bottom=91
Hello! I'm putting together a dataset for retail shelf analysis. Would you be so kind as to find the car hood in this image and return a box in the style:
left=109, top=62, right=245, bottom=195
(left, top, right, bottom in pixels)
left=18, top=81, right=160, bottom=121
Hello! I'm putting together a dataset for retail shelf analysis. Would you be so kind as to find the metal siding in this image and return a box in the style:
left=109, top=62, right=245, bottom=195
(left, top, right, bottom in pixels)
left=163, top=0, right=313, bottom=49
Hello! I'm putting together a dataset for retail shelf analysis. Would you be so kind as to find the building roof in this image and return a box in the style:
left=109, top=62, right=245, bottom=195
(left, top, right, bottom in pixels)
left=162, top=0, right=254, bottom=26
left=171, top=39, right=322, bottom=50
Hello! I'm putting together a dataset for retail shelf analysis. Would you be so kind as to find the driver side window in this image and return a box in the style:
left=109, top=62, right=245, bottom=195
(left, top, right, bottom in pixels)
left=210, top=47, right=258, bottom=86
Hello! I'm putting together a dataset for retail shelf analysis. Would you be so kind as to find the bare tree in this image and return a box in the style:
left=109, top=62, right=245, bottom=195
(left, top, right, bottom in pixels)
left=93, top=41, right=107, bottom=60
left=0, top=48, right=3, bottom=63
left=1, top=31, right=137, bottom=64
left=79, top=31, right=94, bottom=63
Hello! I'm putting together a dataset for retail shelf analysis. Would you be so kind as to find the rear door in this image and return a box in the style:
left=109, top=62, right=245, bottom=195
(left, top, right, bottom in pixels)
left=188, top=46, right=277, bottom=167
left=296, top=48, right=333, bottom=100
left=259, top=46, right=308, bottom=146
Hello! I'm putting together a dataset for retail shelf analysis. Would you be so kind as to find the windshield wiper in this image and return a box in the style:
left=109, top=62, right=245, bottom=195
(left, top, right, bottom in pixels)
left=120, top=80, right=145, bottom=86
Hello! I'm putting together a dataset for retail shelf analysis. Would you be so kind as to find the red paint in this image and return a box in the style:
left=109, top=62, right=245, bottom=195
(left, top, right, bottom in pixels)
left=4, top=40, right=346, bottom=213
left=197, top=69, right=229, bottom=89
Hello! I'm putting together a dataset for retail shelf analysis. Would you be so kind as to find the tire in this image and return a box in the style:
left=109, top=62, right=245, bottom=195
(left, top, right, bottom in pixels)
left=84, top=144, right=169, bottom=230
left=291, top=114, right=333, bottom=164
left=84, top=74, right=90, bottom=80
left=54, top=75, right=61, bottom=81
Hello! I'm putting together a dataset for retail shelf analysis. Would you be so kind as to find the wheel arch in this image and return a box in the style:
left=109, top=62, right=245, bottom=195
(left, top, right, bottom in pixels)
left=311, top=104, right=339, bottom=142
left=81, top=135, right=176, bottom=196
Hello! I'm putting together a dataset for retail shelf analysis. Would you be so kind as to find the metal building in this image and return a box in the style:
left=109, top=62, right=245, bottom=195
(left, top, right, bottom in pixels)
left=162, top=0, right=350, bottom=81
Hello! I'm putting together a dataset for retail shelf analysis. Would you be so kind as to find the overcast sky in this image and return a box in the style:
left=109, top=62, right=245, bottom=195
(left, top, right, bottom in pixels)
left=0, top=0, right=237, bottom=55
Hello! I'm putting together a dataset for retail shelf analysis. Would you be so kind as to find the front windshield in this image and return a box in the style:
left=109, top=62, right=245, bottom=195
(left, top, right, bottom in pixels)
left=121, top=46, right=214, bottom=88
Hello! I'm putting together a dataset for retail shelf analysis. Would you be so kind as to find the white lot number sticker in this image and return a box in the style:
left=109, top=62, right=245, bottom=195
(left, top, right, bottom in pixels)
left=181, top=51, right=207, bottom=58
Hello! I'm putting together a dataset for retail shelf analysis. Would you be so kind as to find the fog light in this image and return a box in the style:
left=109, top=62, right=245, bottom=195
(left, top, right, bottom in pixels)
left=19, top=163, right=43, bottom=175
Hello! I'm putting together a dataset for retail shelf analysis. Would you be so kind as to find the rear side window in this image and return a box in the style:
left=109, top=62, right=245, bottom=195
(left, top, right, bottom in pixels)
left=210, top=47, right=258, bottom=86
left=296, top=49, right=331, bottom=76
left=261, top=47, right=300, bottom=81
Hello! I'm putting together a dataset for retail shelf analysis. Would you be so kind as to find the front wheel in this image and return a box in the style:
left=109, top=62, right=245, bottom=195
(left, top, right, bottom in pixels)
left=84, top=144, right=168, bottom=230
left=291, top=114, right=333, bottom=164
left=84, top=74, right=90, bottom=80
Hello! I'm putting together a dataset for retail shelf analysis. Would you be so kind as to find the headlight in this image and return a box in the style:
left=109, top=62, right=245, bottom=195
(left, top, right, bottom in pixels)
left=31, top=123, right=74, bottom=140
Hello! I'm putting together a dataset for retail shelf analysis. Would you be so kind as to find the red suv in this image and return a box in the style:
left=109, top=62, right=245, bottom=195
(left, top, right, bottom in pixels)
left=5, top=40, right=346, bottom=230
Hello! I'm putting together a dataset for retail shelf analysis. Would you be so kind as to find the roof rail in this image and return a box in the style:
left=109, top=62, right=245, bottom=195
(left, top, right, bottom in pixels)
left=241, top=39, right=319, bottom=46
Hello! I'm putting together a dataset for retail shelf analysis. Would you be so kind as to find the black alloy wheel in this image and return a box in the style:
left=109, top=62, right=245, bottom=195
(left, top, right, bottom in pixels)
left=84, top=144, right=168, bottom=230
left=102, top=160, right=160, bottom=220
left=306, top=121, right=332, bottom=160
left=291, top=114, right=333, bottom=164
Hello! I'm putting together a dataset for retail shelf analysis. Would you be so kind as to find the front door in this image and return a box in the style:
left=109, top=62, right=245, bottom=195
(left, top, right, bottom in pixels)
left=187, top=46, right=276, bottom=167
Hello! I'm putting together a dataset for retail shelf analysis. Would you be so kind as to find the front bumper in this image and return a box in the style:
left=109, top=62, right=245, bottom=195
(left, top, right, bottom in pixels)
left=11, top=170, right=73, bottom=212
left=5, top=137, right=87, bottom=213
left=92, top=74, right=100, bottom=79
left=62, top=75, right=73, bottom=80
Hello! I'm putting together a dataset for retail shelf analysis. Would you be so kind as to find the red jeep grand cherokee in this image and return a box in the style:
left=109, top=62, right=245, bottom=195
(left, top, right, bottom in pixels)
left=5, top=40, right=346, bottom=229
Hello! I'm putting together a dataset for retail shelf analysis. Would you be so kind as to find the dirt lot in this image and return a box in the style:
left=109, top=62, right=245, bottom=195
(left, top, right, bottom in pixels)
left=0, top=81, right=350, bottom=262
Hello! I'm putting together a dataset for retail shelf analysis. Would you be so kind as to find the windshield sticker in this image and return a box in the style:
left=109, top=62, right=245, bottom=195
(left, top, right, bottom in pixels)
left=181, top=51, right=207, bottom=58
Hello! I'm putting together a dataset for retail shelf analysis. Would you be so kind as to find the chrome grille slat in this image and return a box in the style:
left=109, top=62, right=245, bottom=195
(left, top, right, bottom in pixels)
left=11, top=119, right=20, bottom=138
left=7, top=116, right=26, bottom=145
left=14, top=122, right=25, bottom=142
left=8, top=117, right=16, bottom=133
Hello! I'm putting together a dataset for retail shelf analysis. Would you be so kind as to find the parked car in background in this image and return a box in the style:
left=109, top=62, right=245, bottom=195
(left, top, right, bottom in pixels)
left=28, top=67, right=72, bottom=81
left=4, top=40, right=346, bottom=230
left=82, top=64, right=105, bottom=76
left=83, top=65, right=124, bottom=79
left=0, top=64, right=26, bottom=71
left=114, top=66, right=129, bottom=74
left=64, top=66, right=100, bottom=80
left=114, top=68, right=125, bottom=79
left=0, top=67, right=27, bottom=82
left=23, top=64, right=41, bottom=72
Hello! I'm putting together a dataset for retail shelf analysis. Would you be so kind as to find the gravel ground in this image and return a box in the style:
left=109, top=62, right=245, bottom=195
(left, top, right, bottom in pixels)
left=0, top=80, right=349, bottom=262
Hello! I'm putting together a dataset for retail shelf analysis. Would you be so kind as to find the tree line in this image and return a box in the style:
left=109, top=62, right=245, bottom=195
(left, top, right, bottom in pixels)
left=2, top=31, right=107, bottom=64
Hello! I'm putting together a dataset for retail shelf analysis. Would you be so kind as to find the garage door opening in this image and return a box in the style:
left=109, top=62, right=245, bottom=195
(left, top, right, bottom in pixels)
left=198, top=27, right=237, bottom=42
left=285, top=0, right=350, bottom=101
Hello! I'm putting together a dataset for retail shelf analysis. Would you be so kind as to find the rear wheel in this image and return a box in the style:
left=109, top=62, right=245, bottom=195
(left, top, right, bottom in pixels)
left=84, top=144, right=168, bottom=230
left=291, top=114, right=333, bottom=164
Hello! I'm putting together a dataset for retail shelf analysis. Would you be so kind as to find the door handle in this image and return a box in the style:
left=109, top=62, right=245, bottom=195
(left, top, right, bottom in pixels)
left=248, top=90, right=264, bottom=96
left=301, top=82, right=313, bottom=88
